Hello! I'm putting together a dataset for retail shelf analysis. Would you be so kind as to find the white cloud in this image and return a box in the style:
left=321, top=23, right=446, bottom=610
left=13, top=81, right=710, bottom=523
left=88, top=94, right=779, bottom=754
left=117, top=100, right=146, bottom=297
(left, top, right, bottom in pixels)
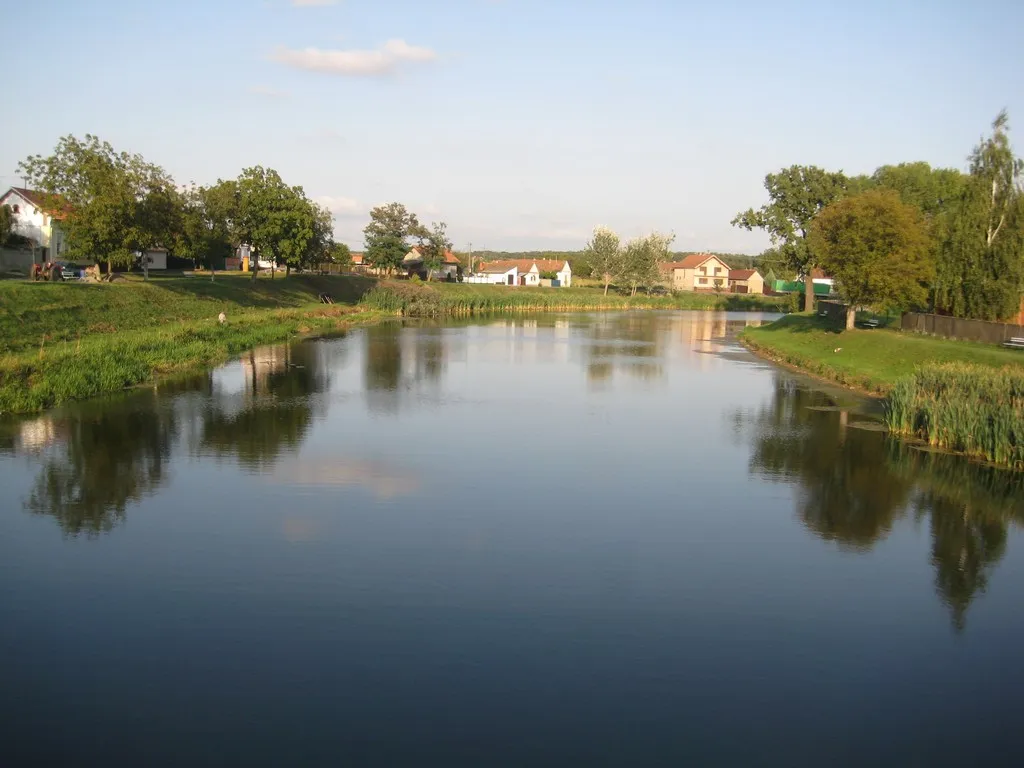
left=315, top=195, right=364, bottom=218
left=248, top=84, right=288, bottom=98
left=291, top=0, right=338, bottom=6
left=270, top=39, right=437, bottom=77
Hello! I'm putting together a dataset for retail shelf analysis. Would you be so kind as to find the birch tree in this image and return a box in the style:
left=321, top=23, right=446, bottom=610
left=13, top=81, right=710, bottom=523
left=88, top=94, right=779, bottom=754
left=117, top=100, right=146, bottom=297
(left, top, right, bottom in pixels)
left=584, top=226, right=622, bottom=295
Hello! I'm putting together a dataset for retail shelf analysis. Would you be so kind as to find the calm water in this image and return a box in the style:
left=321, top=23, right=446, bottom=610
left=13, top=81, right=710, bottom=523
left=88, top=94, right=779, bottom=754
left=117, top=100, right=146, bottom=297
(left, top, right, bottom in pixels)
left=2, top=311, right=1023, bottom=767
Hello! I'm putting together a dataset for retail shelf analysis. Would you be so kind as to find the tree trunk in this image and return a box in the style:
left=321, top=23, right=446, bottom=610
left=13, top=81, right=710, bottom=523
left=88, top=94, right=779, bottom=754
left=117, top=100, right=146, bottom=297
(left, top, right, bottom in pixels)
left=603, top=277, right=610, bottom=296
left=285, top=263, right=290, bottom=278
left=107, top=259, right=112, bottom=279
left=846, top=305, right=856, bottom=330
left=805, top=271, right=816, bottom=313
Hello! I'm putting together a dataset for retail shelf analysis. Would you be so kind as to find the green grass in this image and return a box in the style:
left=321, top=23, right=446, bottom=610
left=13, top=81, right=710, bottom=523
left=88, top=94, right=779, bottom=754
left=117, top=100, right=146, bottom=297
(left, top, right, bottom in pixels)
left=742, top=314, right=1024, bottom=394
left=885, top=364, right=1024, bottom=468
left=0, top=273, right=377, bottom=355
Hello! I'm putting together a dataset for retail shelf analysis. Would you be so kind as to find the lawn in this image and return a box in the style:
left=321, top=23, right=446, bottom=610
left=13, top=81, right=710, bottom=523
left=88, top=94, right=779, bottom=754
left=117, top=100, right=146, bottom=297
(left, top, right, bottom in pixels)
left=743, top=314, right=1024, bottom=393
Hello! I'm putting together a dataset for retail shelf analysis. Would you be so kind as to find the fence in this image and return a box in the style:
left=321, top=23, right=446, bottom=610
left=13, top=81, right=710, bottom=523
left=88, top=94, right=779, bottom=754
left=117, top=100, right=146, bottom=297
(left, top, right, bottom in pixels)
left=901, top=312, right=1024, bottom=344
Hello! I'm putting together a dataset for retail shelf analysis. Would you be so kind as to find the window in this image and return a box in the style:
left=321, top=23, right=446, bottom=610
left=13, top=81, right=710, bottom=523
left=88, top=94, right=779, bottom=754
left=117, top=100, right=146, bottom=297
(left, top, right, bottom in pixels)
left=12, top=204, right=19, bottom=214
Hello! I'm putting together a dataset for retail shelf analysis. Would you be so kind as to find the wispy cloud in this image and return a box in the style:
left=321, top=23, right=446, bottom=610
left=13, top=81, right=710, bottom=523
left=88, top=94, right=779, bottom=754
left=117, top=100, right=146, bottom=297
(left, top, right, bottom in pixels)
left=248, top=84, right=289, bottom=98
left=270, top=39, right=437, bottom=77
left=291, top=0, right=338, bottom=6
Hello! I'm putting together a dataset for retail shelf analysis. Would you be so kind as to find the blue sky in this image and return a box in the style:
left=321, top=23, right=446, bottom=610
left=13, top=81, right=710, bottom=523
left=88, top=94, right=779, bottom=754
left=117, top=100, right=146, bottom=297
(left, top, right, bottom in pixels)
left=4, top=0, right=1023, bottom=252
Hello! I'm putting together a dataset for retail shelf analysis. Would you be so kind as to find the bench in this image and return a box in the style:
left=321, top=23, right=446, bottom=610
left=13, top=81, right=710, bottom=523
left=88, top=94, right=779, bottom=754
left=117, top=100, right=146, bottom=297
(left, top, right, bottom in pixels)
left=1002, top=337, right=1024, bottom=350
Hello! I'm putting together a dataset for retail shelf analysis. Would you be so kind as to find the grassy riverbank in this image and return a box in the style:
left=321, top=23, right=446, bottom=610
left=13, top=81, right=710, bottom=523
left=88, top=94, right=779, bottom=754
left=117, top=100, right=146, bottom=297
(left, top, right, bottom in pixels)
left=0, top=275, right=382, bottom=414
left=742, top=314, right=1024, bottom=394
left=743, top=314, right=1024, bottom=469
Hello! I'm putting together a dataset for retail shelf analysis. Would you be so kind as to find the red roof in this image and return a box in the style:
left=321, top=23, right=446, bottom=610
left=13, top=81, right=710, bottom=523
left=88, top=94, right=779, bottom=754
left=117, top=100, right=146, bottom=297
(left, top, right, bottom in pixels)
left=409, top=246, right=461, bottom=265
left=351, top=253, right=365, bottom=264
left=477, top=258, right=569, bottom=274
left=3, top=187, right=72, bottom=220
left=729, top=269, right=758, bottom=280
left=661, top=253, right=730, bottom=271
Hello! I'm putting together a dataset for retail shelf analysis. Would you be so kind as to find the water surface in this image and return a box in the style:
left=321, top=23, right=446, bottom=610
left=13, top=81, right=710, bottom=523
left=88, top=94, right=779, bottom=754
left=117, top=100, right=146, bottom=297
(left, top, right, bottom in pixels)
left=2, top=311, right=1023, bottom=767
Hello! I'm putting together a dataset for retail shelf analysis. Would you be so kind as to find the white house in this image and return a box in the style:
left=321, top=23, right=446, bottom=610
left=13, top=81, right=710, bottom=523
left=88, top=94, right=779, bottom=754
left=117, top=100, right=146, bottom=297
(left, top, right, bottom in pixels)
left=472, top=259, right=572, bottom=287
left=0, top=187, right=69, bottom=262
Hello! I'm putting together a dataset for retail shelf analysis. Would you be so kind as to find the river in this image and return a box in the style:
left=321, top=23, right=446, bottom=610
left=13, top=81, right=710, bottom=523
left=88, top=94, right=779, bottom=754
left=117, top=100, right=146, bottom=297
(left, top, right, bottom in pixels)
left=1, top=311, right=1023, bottom=767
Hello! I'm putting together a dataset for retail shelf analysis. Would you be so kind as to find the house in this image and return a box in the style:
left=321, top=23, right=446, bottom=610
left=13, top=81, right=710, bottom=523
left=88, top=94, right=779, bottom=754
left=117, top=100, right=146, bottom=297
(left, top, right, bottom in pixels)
left=808, top=267, right=835, bottom=292
left=727, top=269, right=765, bottom=294
left=0, top=187, right=70, bottom=262
left=473, top=259, right=572, bottom=287
left=474, top=262, right=519, bottom=285
left=403, top=246, right=462, bottom=280
left=660, top=253, right=731, bottom=291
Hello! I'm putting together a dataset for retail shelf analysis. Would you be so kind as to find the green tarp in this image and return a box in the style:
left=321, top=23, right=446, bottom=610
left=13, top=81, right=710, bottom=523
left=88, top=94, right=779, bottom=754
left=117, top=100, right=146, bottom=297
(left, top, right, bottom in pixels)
left=772, top=280, right=831, bottom=296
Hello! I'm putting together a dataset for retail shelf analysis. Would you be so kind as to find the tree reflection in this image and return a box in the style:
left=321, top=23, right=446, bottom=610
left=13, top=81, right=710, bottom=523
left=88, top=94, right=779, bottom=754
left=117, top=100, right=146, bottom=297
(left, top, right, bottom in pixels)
left=24, top=395, right=178, bottom=536
left=736, top=374, right=1024, bottom=630
left=584, top=314, right=664, bottom=384
left=741, top=377, right=911, bottom=549
left=363, top=324, right=447, bottom=414
left=200, top=342, right=325, bottom=470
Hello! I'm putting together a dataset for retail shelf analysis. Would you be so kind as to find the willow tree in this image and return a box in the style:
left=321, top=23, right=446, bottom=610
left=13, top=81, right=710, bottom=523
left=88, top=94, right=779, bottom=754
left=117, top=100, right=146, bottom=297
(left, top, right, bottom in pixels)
left=935, top=111, right=1024, bottom=320
left=810, top=189, right=933, bottom=329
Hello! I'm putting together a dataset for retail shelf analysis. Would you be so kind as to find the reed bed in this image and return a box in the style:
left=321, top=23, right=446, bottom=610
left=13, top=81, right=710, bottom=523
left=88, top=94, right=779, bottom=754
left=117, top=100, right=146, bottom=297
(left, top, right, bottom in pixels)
left=885, top=363, right=1024, bottom=468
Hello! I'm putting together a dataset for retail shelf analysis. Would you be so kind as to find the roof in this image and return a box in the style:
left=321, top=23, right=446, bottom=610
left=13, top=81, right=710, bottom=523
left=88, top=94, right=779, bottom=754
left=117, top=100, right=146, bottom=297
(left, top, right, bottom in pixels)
left=406, top=246, right=461, bottom=265
left=677, top=253, right=730, bottom=270
left=810, top=267, right=832, bottom=280
left=351, top=253, right=365, bottom=264
left=477, top=258, right=569, bottom=275
left=1, top=187, right=71, bottom=219
left=729, top=269, right=758, bottom=280
left=481, top=261, right=519, bottom=274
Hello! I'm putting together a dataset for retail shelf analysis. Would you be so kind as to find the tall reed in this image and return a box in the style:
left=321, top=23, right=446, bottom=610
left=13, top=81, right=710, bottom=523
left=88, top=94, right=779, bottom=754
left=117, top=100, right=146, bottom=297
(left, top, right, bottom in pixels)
left=885, top=363, right=1024, bottom=468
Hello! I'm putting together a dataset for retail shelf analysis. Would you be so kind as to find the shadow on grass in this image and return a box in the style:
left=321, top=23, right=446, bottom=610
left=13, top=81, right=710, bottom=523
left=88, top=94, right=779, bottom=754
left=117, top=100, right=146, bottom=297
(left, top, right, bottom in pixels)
left=153, top=274, right=379, bottom=307
left=754, top=314, right=844, bottom=334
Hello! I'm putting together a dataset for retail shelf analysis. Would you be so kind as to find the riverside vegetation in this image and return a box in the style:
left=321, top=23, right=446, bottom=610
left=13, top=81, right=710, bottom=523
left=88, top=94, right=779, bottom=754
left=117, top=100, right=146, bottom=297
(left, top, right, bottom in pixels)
left=743, top=315, right=1024, bottom=468
left=0, top=275, right=786, bottom=414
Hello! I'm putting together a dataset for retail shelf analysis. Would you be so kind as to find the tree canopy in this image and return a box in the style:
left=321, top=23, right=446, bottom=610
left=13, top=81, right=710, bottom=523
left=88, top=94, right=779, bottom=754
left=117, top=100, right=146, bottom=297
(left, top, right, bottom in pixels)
left=810, top=189, right=934, bottom=328
left=364, top=202, right=423, bottom=275
left=584, top=227, right=622, bottom=295
left=732, top=165, right=850, bottom=311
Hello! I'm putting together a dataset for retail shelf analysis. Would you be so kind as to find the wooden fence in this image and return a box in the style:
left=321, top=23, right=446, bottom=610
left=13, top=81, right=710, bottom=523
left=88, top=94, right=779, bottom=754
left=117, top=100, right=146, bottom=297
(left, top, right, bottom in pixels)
left=901, top=312, right=1024, bottom=344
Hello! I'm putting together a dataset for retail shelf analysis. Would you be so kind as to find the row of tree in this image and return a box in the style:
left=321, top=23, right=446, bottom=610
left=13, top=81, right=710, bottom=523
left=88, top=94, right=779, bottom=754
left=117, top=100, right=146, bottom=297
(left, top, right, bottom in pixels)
left=583, top=229, right=675, bottom=296
left=733, top=111, right=1024, bottom=323
left=16, top=134, right=340, bottom=278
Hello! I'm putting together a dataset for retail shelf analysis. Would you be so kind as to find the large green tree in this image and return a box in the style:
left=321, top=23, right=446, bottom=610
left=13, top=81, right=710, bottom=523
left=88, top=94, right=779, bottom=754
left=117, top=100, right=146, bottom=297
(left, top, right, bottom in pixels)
left=935, top=111, right=1024, bottom=320
left=732, top=165, right=849, bottom=312
left=620, top=232, right=673, bottom=296
left=0, top=204, right=13, bottom=245
left=363, top=202, right=422, bottom=275
left=584, top=226, right=622, bottom=295
left=18, top=134, right=176, bottom=274
left=810, top=189, right=933, bottom=329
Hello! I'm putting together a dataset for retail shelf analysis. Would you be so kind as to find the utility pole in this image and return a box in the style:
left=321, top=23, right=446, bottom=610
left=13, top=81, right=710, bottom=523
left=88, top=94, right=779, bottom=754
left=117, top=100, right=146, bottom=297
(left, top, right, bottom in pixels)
left=468, top=242, right=473, bottom=274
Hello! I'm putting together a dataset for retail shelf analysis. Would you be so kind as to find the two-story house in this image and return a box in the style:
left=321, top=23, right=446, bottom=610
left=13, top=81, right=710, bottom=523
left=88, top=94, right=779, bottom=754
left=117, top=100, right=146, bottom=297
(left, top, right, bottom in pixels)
left=660, top=253, right=732, bottom=292
left=0, top=187, right=70, bottom=262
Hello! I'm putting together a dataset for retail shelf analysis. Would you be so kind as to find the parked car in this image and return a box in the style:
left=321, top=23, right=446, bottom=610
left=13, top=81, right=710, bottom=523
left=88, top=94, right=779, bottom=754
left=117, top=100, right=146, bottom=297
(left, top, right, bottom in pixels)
left=55, top=261, right=80, bottom=280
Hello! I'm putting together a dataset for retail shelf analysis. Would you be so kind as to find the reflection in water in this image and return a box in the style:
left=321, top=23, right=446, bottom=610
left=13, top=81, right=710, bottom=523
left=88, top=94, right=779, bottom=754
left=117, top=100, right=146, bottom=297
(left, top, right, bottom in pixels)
left=201, top=342, right=328, bottom=470
left=270, top=457, right=421, bottom=499
left=364, top=323, right=448, bottom=414
left=736, top=375, right=1024, bottom=629
left=23, top=395, right=178, bottom=536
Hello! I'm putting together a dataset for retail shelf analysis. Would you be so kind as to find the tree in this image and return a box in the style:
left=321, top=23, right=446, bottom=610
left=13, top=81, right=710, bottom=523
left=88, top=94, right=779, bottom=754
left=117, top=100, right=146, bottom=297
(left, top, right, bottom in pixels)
left=18, top=134, right=176, bottom=275
left=329, top=242, right=352, bottom=270
left=175, top=184, right=235, bottom=274
left=732, top=165, right=849, bottom=312
left=935, top=111, right=1024, bottom=320
left=584, top=227, right=622, bottom=295
left=418, top=221, right=453, bottom=281
left=0, top=204, right=12, bottom=245
left=621, top=232, right=673, bottom=296
left=809, top=189, right=934, bottom=329
left=233, top=166, right=316, bottom=281
left=364, top=202, right=422, bottom=276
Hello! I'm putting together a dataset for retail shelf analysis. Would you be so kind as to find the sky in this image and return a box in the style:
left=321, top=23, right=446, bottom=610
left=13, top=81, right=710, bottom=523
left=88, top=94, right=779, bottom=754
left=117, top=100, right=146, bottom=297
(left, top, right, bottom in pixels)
left=4, top=0, right=1023, bottom=253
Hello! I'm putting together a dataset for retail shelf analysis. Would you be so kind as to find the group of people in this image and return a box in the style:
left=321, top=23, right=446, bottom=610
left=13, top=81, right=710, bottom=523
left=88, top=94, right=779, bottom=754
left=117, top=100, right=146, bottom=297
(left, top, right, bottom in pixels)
left=31, top=262, right=66, bottom=282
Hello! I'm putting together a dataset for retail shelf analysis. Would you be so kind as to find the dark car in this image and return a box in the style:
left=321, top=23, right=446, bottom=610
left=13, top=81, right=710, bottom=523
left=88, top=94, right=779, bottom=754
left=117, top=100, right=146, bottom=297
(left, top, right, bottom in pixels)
left=55, top=262, right=80, bottom=280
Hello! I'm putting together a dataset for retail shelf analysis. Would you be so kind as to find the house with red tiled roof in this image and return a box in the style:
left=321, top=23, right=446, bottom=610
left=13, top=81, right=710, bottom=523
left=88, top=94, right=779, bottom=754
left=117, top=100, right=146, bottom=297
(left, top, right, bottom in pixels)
left=727, top=268, right=765, bottom=294
left=0, top=187, right=71, bottom=262
left=659, top=253, right=731, bottom=292
left=472, top=258, right=572, bottom=287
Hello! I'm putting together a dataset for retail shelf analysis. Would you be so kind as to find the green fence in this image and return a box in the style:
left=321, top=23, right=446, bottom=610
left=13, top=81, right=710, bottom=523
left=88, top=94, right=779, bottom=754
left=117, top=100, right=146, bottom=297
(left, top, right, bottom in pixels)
left=772, top=280, right=831, bottom=296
